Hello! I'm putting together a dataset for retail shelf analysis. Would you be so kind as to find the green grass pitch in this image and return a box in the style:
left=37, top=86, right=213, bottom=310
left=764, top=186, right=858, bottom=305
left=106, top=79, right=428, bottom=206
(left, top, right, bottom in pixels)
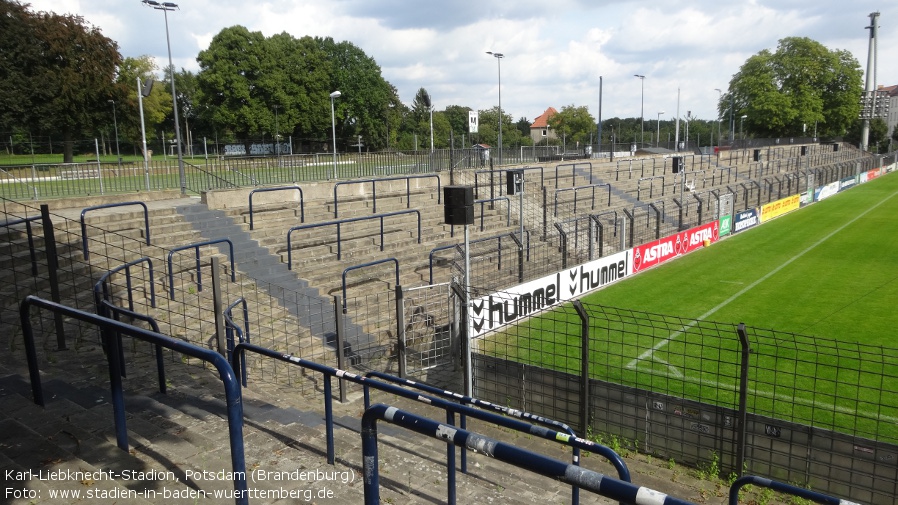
left=482, top=171, right=898, bottom=441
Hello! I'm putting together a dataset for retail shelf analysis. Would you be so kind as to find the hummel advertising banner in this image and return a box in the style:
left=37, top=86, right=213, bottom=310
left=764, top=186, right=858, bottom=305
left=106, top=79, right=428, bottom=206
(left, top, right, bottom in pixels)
left=470, top=249, right=631, bottom=337
left=631, top=221, right=719, bottom=274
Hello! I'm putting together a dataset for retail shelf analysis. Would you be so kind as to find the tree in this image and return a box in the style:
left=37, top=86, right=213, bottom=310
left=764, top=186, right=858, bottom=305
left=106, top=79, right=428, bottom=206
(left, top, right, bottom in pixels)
left=197, top=26, right=269, bottom=154
left=115, top=55, right=172, bottom=156
left=548, top=105, right=595, bottom=149
left=443, top=105, right=473, bottom=144
left=844, top=117, right=889, bottom=153
left=316, top=37, right=398, bottom=151
left=0, top=1, right=122, bottom=162
left=477, top=106, right=521, bottom=148
left=724, top=37, right=863, bottom=138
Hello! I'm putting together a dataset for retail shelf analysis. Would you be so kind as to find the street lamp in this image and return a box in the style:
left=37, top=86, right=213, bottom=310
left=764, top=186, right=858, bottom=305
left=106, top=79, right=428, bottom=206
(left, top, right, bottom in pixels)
left=635, top=75, right=645, bottom=148
left=108, top=99, right=120, bottom=166
left=656, top=111, right=665, bottom=148
left=330, top=90, right=341, bottom=179
left=142, top=0, right=185, bottom=195
left=740, top=114, right=748, bottom=143
left=486, top=51, right=504, bottom=167
left=273, top=104, right=280, bottom=161
left=714, top=88, right=723, bottom=149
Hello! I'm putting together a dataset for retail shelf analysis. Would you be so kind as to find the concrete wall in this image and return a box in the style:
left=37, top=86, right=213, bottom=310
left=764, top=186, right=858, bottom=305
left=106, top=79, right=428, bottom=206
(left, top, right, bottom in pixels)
left=473, top=353, right=898, bottom=504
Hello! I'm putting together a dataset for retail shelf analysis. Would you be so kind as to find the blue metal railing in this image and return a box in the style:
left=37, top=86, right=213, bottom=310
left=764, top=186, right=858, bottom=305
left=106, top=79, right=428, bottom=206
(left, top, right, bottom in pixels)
left=475, top=197, right=510, bottom=229
left=230, top=343, right=629, bottom=505
left=224, top=297, right=250, bottom=384
left=248, top=185, right=304, bottom=230
left=92, top=257, right=158, bottom=380
left=166, top=238, right=235, bottom=300
left=20, top=296, right=248, bottom=505
left=728, top=476, right=860, bottom=505
left=1, top=215, right=41, bottom=275
left=363, top=370, right=633, bottom=505
left=93, top=257, right=157, bottom=313
left=97, top=299, right=167, bottom=394
left=80, top=201, right=149, bottom=260
left=554, top=183, right=612, bottom=217
left=286, top=209, right=421, bottom=265
left=332, top=174, right=440, bottom=218
left=341, top=258, right=398, bottom=313
left=428, top=231, right=530, bottom=284
left=361, top=403, right=696, bottom=505
left=556, top=162, right=594, bottom=186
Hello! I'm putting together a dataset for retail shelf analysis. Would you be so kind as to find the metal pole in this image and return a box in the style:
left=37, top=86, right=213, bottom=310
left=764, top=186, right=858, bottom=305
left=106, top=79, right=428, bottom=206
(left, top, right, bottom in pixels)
left=330, top=91, right=341, bottom=179
left=463, top=223, right=472, bottom=397
left=161, top=6, right=186, bottom=195
left=137, top=77, right=151, bottom=191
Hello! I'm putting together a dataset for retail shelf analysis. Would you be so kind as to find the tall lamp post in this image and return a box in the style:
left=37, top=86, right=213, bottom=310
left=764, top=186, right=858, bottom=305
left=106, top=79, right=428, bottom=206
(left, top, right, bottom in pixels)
left=714, top=88, right=723, bottom=149
left=330, top=90, right=341, bottom=179
left=635, top=75, right=645, bottom=148
left=740, top=114, right=748, bottom=143
left=273, top=104, right=280, bottom=162
left=486, top=51, right=503, bottom=167
left=108, top=99, right=121, bottom=166
left=142, top=0, right=185, bottom=195
left=656, top=111, right=664, bottom=148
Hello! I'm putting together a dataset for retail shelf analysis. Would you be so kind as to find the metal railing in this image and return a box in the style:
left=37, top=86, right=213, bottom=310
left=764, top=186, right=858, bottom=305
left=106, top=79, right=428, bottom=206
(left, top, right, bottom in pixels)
left=332, top=174, right=440, bottom=218
left=80, top=201, right=149, bottom=260
left=341, top=258, right=399, bottom=313
left=166, top=238, right=235, bottom=299
left=1, top=214, right=41, bottom=275
left=19, top=295, right=248, bottom=505
left=728, top=476, right=861, bottom=505
left=286, top=209, right=421, bottom=265
left=248, top=185, right=304, bottom=229
left=231, top=342, right=630, bottom=505
left=360, top=403, right=695, bottom=505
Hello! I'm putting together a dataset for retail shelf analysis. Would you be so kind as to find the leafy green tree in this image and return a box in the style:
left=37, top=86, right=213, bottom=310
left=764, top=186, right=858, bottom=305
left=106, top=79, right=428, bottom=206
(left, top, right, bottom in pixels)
left=548, top=105, right=595, bottom=148
left=844, top=117, right=889, bottom=152
left=316, top=37, right=397, bottom=151
left=197, top=26, right=269, bottom=153
left=443, top=105, right=473, bottom=143
left=115, top=55, right=172, bottom=156
left=0, top=1, right=122, bottom=161
left=477, top=106, right=521, bottom=148
left=723, top=37, right=862, bottom=138
left=265, top=34, right=332, bottom=151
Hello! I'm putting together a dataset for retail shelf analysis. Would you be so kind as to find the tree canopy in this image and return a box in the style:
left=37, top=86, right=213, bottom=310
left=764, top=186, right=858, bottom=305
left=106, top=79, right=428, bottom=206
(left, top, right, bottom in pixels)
left=724, top=37, right=863, bottom=138
left=1, top=0, right=122, bottom=161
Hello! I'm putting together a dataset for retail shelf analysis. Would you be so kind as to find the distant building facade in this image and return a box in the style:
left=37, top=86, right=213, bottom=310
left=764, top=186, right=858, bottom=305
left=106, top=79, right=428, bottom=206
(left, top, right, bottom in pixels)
left=529, top=107, right=558, bottom=145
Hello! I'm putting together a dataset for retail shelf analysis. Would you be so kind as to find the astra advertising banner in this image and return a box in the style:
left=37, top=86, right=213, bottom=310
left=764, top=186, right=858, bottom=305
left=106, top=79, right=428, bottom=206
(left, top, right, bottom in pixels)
left=631, top=221, right=719, bottom=274
left=470, top=250, right=631, bottom=337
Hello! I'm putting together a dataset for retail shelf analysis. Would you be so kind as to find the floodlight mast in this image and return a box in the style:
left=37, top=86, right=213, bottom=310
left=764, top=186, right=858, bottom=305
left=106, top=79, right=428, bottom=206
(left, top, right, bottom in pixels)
left=142, top=0, right=185, bottom=195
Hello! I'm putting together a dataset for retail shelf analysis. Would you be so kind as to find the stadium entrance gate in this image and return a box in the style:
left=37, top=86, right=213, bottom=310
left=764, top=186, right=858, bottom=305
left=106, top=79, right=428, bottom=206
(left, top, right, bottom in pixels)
left=398, top=282, right=457, bottom=377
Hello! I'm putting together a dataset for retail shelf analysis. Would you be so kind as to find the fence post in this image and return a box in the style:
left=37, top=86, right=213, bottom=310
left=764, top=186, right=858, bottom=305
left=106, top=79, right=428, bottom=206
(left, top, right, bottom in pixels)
left=333, top=295, right=347, bottom=403
left=40, top=205, right=67, bottom=350
left=736, top=323, right=750, bottom=476
left=395, top=285, right=407, bottom=378
left=211, top=256, right=226, bottom=357
left=573, top=300, right=590, bottom=436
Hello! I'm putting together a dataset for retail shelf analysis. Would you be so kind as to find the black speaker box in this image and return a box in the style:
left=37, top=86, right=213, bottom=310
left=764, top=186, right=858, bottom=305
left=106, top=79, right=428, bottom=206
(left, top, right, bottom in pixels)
left=753, top=149, right=761, bottom=161
left=671, top=156, right=683, bottom=173
left=443, top=186, right=474, bottom=225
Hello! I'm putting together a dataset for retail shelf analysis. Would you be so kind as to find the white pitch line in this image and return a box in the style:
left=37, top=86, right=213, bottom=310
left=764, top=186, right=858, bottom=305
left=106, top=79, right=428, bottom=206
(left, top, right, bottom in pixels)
left=626, top=184, right=898, bottom=371
left=630, top=364, right=898, bottom=425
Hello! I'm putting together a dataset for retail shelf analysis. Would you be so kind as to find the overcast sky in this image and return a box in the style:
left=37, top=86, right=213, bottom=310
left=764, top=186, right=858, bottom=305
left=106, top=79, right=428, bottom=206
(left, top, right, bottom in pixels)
left=24, top=0, right=898, bottom=125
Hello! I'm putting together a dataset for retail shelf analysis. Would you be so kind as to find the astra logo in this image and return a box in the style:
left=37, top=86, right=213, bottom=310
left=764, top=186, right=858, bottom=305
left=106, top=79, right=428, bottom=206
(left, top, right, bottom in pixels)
left=689, top=227, right=712, bottom=246
left=644, top=240, right=674, bottom=262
